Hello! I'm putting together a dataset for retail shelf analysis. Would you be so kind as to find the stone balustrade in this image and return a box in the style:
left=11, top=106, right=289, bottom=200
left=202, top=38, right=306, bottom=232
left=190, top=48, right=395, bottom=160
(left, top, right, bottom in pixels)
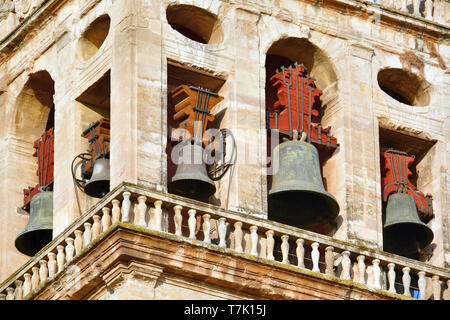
left=0, top=182, right=449, bottom=300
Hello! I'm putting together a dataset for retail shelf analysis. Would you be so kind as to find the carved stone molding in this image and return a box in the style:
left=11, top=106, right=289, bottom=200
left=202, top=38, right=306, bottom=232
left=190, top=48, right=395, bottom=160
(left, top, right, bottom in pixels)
left=101, top=261, right=163, bottom=295
left=14, top=0, right=42, bottom=21
left=0, top=1, right=15, bottom=22
left=30, top=225, right=398, bottom=300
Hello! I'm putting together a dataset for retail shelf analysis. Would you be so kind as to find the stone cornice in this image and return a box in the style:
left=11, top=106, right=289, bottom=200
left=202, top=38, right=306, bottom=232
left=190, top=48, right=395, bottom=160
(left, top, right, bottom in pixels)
left=29, top=224, right=403, bottom=300
left=1, top=0, right=448, bottom=60
left=0, top=0, right=67, bottom=54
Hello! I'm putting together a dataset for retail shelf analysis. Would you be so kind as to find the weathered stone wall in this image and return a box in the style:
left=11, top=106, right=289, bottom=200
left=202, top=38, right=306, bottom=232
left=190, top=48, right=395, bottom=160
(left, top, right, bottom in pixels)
left=0, top=0, right=448, bottom=286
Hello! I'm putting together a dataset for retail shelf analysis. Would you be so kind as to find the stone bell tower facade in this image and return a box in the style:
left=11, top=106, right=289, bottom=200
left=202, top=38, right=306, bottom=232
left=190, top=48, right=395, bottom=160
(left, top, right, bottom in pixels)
left=0, top=0, right=449, bottom=300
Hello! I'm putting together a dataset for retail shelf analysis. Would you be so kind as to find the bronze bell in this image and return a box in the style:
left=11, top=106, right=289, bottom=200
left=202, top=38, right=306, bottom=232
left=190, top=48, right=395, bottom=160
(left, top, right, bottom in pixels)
left=84, top=157, right=110, bottom=198
left=15, top=191, right=53, bottom=256
left=383, top=192, right=433, bottom=256
left=168, top=143, right=216, bottom=199
left=268, top=140, right=340, bottom=227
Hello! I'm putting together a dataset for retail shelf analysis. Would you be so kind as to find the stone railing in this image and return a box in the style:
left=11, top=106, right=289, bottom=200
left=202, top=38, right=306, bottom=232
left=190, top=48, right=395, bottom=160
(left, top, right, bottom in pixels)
left=0, top=182, right=449, bottom=300
left=372, top=0, right=448, bottom=25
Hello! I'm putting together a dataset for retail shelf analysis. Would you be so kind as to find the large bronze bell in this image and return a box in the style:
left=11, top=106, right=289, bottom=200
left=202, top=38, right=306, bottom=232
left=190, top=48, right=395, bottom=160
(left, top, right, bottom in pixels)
left=268, top=140, right=340, bottom=227
left=168, top=143, right=216, bottom=199
left=15, top=191, right=53, bottom=256
left=383, top=192, right=433, bottom=256
left=84, top=157, right=110, bottom=198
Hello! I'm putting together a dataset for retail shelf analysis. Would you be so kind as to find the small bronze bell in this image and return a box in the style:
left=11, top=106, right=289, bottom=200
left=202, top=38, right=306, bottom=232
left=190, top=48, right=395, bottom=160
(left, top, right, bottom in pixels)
left=268, top=140, right=340, bottom=227
left=15, top=191, right=53, bottom=256
left=383, top=192, right=433, bottom=256
left=84, top=157, right=110, bottom=198
left=168, top=143, right=216, bottom=200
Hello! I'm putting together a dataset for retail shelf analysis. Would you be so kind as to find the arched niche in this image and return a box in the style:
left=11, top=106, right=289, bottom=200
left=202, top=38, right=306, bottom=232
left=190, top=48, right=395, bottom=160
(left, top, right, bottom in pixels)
left=265, top=37, right=340, bottom=236
left=166, top=4, right=223, bottom=44
left=12, top=71, right=55, bottom=141
left=77, top=14, right=111, bottom=61
left=377, top=68, right=431, bottom=106
left=9, top=70, right=55, bottom=257
left=265, top=37, right=338, bottom=92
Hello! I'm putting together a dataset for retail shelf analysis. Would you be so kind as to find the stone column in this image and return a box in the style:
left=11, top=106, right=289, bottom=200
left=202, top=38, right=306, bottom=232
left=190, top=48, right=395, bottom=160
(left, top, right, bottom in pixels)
left=109, top=0, right=164, bottom=190
left=219, top=8, right=265, bottom=216
left=343, top=42, right=380, bottom=249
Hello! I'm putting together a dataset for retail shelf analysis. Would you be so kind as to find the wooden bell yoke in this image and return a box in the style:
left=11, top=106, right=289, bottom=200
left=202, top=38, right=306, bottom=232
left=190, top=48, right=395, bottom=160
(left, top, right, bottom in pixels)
left=169, top=85, right=223, bottom=147
left=80, top=118, right=111, bottom=177
left=381, top=150, right=434, bottom=223
left=23, top=128, right=54, bottom=209
left=267, top=63, right=338, bottom=154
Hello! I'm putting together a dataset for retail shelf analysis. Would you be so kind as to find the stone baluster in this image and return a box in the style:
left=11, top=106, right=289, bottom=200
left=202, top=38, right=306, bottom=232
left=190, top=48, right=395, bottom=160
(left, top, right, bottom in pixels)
left=340, top=251, right=351, bottom=280
left=56, top=245, right=65, bottom=274
left=265, top=230, right=275, bottom=260
left=392, top=0, right=400, bottom=9
left=424, top=0, right=433, bottom=20
left=174, top=205, right=183, bottom=236
left=443, top=280, right=450, bottom=300
left=372, top=259, right=381, bottom=290
left=402, top=267, right=411, bottom=297
left=6, top=287, right=14, bottom=300
left=412, top=0, right=421, bottom=16
left=434, top=0, right=446, bottom=24
left=48, top=252, right=57, bottom=277
left=356, top=255, right=366, bottom=284
left=218, top=218, right=227, bottom=248
left=188, top=209, right=197, bottom=240
left=14, top=280, right=23, bottom=300
left=92, top=215, right=102, bottom=239
left=233, top=221, right=243, bottom=252
left=425, top=276, right=433, bottom=299
left=121, top=191, right=131, bottom=223
left=31, top=267, right=40, bottom=290
left=23, top=273, right=32, bottom=297
left=102, top=207, right=111, bottom=231
left=249, top=226, right=258, bottom=256
left=39, top=260, right=48, bottom=283
left=432, top=275, right=441, bottom=300
left=387, top=263, right=396, bottom=294
left=366, top=265, right=374, bottom=289
left=154, top=200, right=163, bottom=231
left=65, top=237, right=75, bottom=262
left=311, top=242, right=320, bottom=273
left=74, top=230, right=83, bottom=256
left=401, top=0, right=407, bottom=11
left=83, top=222, right=92, bottom=247
left=325, top=247, right=335, bottom=277
left=111, top=199, right=121, bottom=224
left=296, top=239, right=305, bottom=268
left=281, top=235, right=290, bottom=264
left=202, top=214, right=211, bottom=244
left=280, top=234, right=290, bottom=264
left=136, top=196, right=147, bottom=227
left=418, top=271, right=427, bottom=300
left=0, top=293, right=6, bottom=300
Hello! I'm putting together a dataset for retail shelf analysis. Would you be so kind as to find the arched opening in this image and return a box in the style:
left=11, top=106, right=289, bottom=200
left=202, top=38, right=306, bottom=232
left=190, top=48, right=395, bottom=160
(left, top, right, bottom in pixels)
left=12, top=70, right=55, bottom=256
left=73, top=70, right=111, bottom=208
left=77, top=14, right=111, bottom=61
left=166, top=4, right=223, bottom=44
left=379, top=127, right=437, bottom=261
left=265, top=38, right=340, bottom=236
left=377, top=68, right=431, bottom=106
left=13, top=71, right=55, bottom=140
